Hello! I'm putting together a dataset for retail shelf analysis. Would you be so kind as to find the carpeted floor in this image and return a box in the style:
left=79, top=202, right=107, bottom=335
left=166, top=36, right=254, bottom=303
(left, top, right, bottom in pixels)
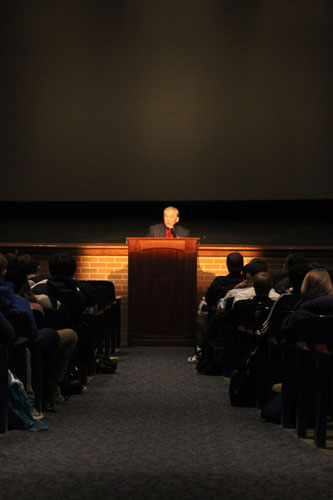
left=1, top=346, right=333, bottom=500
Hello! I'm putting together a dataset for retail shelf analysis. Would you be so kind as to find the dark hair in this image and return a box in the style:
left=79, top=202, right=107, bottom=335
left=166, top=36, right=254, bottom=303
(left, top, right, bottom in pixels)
left=286, top=253, right=307, bottom=270
left=226, top=252, right=243, bottom=273
left=253, top=272, right=272, bottom=297
left=5, top=253, right=18, bottom=266
left=18, top=254, right=40, bottom=275
left=48, top=253, right=77, bottom=277
left=5, top=260, right=27, bottom=294
left=288, top=263, right=313, bottom=295
left=244, top=258, right=268, bottom=276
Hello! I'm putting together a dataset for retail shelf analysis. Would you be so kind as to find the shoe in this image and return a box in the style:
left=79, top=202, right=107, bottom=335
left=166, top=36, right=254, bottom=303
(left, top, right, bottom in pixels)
left=55, top=385, right=69, bottom=404
left=56, top=382, right=70, bottom=402
left=187, top=354, right=198, bottom=363
left=30, top=406, right=45, bottom=420
left=43, top=402, right=57, bottom=413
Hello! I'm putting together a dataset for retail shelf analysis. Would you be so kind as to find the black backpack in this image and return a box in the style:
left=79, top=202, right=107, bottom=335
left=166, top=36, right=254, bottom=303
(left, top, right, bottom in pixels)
left=96, top=357, right=118, bottom=374
left=229, top=348, right=258, bottom=407
left=196, top=340, right=224, bottom=376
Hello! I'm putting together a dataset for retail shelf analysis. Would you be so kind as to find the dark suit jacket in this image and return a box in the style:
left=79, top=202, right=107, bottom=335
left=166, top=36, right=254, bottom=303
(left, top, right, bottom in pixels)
left=147, top=223, right=190, bottom=238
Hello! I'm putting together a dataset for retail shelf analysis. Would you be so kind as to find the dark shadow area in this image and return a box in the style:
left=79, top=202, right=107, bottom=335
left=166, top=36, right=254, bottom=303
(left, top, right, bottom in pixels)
left=0, top=200, right=332, bottom=245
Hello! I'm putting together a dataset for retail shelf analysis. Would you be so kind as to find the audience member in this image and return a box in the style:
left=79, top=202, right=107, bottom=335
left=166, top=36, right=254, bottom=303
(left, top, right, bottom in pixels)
left=32, top=252, right=96, bottom=386
left=217, top=258, right=280, bottom=314
left=0, top=253, right=60, bottom=412
left=260, top=262, right=314, bottom=341
left=282, top=268, right=333, bottom=345
left=273, top=253, right=308, bottom=293
left=205, top=252, right=244, bottom=321
left=188, top=252, right=245, bottom=362
left=18, top=254, right=46, bottom=286
left=0, top=310, right=15, bottom=345
left=227, top=271, right=275, bottom=335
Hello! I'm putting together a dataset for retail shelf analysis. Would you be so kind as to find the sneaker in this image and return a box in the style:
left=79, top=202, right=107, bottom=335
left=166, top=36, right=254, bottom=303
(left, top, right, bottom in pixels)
left=30, top=407, right=45, bottom=420
left=55, top=385, right=68, bottom=404
left=187, top=354, right=198, bottom=363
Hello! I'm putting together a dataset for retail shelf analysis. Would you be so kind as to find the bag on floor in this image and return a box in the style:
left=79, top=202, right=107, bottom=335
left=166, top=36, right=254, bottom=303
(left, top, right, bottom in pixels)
left=196, top=340, right=224, bottom=376
left=96, top=357, right=118, bottom=374
left=7, top=370, right=48, bottom=431
left=229, top=348, right=257, bottom=407
left=260, top=394, right=281, bottom=424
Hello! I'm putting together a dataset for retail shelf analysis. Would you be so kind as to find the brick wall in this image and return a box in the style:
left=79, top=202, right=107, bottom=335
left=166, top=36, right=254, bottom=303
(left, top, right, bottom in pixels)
left=75, top=254, right=129, bottom=334
left=1, top=243, right=332, bottom=339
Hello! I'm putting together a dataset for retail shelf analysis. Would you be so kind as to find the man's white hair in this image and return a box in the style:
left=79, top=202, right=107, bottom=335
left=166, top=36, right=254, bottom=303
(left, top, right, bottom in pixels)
left=163, top=206, right=179, bottom=216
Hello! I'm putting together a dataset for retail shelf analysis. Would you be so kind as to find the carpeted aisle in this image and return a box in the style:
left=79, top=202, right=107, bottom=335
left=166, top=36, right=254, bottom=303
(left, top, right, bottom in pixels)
left=1, top=347, right=333, bottom=500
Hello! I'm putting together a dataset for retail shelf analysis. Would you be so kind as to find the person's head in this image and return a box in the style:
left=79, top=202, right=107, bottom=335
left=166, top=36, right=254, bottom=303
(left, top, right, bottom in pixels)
left=301, top=268, right=333, bottom=299
left=5, top=253, right=18, bottom=266
left=243, top=258, right=268, bottom=280
left=5, top=260, right=28, bottom=294
left=285, top=253, right=307, bottom=271
left=0, top=254, right=8, bottom=282
left=226, top=252, right=244, bottom=274
left=48, top=252, right=77, bottom=278
left=18, top=254, right=40, bottom=276
left=288, top=263, right=313, bottom=296
left=163, top=206, right=179, bottom=229
left=253, top=272, right=273, bottom=297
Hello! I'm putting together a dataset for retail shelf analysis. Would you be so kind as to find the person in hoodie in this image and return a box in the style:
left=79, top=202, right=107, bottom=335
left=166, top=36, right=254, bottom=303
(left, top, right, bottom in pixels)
left=31, top=253, right=95, bottom=386
left=0, top=253, right=59, bottom=412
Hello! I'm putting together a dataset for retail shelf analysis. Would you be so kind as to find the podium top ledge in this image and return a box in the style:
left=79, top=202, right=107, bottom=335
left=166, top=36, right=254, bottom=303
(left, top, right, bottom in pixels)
left=126, top=237, right=200, bottom=241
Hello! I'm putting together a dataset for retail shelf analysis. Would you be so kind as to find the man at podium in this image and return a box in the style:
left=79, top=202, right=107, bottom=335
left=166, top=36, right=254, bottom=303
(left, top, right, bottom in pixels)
left=147, top=206, right=190, bottom=238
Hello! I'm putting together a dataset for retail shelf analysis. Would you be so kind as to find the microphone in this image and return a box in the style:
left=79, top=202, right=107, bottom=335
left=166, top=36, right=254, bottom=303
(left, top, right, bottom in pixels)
left=170, top=227, right=177, bottom=238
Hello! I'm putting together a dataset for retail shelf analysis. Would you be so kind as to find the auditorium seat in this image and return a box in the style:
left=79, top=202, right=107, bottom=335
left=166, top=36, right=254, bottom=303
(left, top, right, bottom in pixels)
left=281, top=314, right=333, bottom=448
left=222, top=300, right=273, bottom=376
left=0, top=343, right=8, bottom=433
left=82, top=280, right=119, bottom=358
left=295, top=315, right=333, bottom=448
left=6, top=311, right=43, bottom=412
left=255, top=309, right=294, bottom=410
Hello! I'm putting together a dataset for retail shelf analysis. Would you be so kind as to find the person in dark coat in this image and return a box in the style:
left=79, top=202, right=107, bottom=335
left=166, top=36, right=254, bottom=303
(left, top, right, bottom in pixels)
left=205, top=252, right=244, bottom=318
left=147, top=206, right=190, bottom=238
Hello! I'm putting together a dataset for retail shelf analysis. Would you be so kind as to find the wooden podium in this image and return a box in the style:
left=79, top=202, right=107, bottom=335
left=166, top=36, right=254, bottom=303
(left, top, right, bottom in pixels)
left=127, top=237, right=200, bottom=346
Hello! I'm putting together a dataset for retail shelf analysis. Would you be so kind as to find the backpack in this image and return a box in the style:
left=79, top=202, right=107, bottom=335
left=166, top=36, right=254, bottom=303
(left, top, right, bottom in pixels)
left=96, top=357, right=118, bottom=374
left=260, top=394, right=281, bottom=424
left=7, top=370, right=48, bottom=431
left=196, top=340, right=224, bottom=376
left=229, top=348, right=258, bottom=407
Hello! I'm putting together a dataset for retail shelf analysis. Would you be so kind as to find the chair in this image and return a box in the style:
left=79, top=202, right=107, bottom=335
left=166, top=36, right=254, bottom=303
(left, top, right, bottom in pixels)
left=84, top=280, right=118, bottom=358
left=43, top=307, right=61, bottom=329
left=296, top=315, right=333, bottom=448
left=0, top=344, right=8, bottom=433
left=223, top=300, right=273, bottom=377
left=281, top=339, right=297, bottom=428
left=6, top=311, right=43, bottom=412
left=281, top=314, right=333, bottom=448
left=255, top=309, right=294, bottom=410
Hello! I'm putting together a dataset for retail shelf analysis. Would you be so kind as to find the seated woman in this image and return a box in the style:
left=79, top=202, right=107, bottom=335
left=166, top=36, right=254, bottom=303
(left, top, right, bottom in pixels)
left=282, top=267, right=333, bottom=346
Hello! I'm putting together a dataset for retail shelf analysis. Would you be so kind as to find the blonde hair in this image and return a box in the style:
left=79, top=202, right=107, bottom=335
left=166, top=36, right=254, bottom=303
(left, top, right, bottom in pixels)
left=301, top=268, right=333, bottom=298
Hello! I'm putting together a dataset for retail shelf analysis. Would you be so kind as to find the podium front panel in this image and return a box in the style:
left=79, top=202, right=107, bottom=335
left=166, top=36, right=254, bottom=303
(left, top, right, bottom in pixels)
left=127, top=238, right=199, bottom=346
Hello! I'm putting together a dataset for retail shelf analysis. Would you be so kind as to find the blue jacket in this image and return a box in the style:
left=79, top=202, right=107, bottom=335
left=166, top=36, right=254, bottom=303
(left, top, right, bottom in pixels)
left=0, top=281, right=37, bottom=340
